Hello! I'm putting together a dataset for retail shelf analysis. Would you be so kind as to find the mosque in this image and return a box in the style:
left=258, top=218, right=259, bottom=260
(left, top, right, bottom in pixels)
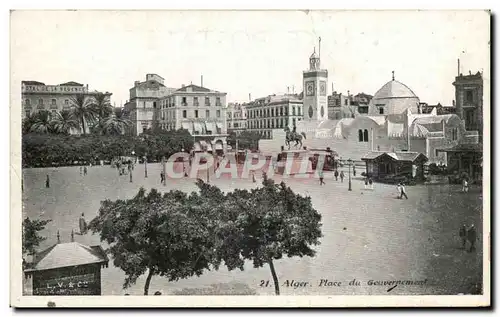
left=259, top=41, right=480, bottom=168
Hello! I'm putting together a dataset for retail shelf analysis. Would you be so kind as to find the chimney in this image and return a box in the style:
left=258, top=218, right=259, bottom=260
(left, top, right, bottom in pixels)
left=457, top=58, right=460, bottom=76
left=134, top=81, right=140, bottom=87
left=201, top=75, right=203, bottom=87
left=287, top=86, right=290, bottom=94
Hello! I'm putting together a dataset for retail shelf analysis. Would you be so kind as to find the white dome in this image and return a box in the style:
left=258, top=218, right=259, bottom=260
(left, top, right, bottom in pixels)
left=373, top=80, right=417, bottom=100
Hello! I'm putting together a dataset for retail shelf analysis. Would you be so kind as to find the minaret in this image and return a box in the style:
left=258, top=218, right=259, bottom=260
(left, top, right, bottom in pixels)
left=303, top=37, right=328, bottom=122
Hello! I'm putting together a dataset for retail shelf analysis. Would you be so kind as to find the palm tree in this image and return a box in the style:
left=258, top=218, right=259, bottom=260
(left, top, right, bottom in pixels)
left=30, top=110, right=54, bottom=134
left=22, top=112, right=38, bottom=135
left=51, top=109, right=80, bottom=135
left=90, top=93, right=113, bottom=132
left=70, top=94, right=96, bottom=135
left=101, top=108, right=133, bottom=135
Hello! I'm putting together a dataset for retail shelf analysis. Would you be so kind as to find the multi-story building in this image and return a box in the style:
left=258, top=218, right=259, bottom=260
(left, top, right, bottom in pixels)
left=327, top=90, right=356, bottom=119
left=246, top=94, right=304, bottom=139
left=159, top=84, right=228, bottom=151
left=351, top=93, right=373, bottom=114
left=226, top=102, right=248, bottom=135
left=453, top=69, right=483, bottom=136
left=22, top=80, right=112, bottom=133
left=124, top=74, right=176, bottom=135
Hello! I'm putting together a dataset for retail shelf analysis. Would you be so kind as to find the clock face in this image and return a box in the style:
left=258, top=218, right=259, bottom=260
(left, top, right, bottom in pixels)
left=306, top=81, right=315, bottom=96
left=319, top=81, right=326, bottom=96
left=308, top=106, right=314, bottom=118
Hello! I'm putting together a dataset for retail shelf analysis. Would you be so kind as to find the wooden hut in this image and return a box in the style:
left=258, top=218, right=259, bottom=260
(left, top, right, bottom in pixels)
left=361, top=151, right=428, bottom=183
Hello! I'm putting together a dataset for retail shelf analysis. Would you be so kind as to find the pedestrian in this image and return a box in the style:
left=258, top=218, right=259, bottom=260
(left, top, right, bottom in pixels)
left=369, top=177, right=374, bottom=190
left=79, top=213, right=87, bottom=235
left=340, top=171, right=345, bottom=183
left=462, top=178, right=469, bottom=193
left=467, top=224, right=477, bottom=252
left=319, top=170, right=325, bottom=186
left=83, top=166, right=88, bottom=176
left=334, top=170, right=339, bottom=181
left=45, top=175, right=50, bottom=188
left=364, top=177, right=368, bottom=189
left=160, top=171, right=165, bottom=183
left=252, top=171, right=256, bottom=183
left=400, top=183, right=408, bottom=199
left=79, top=166, right=83, bottom=175
left=353, top=166, right=356, bottom=177
left=459, top=224, right=467, bottom=249
left=396, top=183, right=402, bottom=199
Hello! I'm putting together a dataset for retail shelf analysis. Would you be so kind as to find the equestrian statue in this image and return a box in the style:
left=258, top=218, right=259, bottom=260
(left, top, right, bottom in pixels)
left=284, top=126, right=307, bottom=150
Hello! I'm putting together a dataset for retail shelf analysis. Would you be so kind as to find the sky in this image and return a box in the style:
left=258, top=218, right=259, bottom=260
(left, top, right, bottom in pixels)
left=11, top=10, right=490, bottom=106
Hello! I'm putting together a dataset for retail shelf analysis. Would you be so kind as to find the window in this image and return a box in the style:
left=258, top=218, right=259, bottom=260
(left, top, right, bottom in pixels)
left=143, top=101, right=146, bottom=108
left=345, top=99, right=348, bottom=106
left=195, top=110, right=198, bottom=118
left=234, top=122, right=239, bottom=128
left=280, top=118, right=283, bottom=128
left=292, top=118, right=296, bottom=126
left=38, top=98, right=43, bottom=105
left=336, top=99, right=340, bottom=106
left=228, top=112, right=232, bottom=119
left=25, top=99, right=30, bottom=106
left=153, top=101, right=157, bottom=109
left=280, top=107, right=283, bottom=116
left=466, top=90, right=473, bottom=103
left=182, top=97, right=187, bottom=105
left=183, top=110, right=187, bottom=118
left=194, top=97, right=199, bottom=106
left=65, top=99, right=69, bottom=105
left=206, top=110, right=210, bottom=118
left=216, top=97, right=221, bottom=105
left=216, top=110, right=221, bottom=118
left=363, top=129, right=369, bottom=142
left=379, top=107, right=384, bottom=115
left=358, top=129, right=363, bottom=142
left=205, top=97, right=210, bottom=105
left=451, top=128, right=458, bottom=141
left=292, top=106, right=296, bottom=116
left=298, top=107, right=301, bottom=116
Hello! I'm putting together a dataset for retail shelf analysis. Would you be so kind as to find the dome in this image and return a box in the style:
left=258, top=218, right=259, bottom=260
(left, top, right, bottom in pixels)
left=373, top=80, right=417, bottom=100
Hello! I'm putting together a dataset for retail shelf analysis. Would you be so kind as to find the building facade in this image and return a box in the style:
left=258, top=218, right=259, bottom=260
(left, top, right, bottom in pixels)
left=158, top=84, right=228, bottom=151
left=226, top=102, right=248, bottom=135
left=22, top=81, right=112, bottom=134
left=246, top=94, right=304, bottom=139
left=123, top=74, right=176, bottom=135
left=453, top=71, right=483, bottom=135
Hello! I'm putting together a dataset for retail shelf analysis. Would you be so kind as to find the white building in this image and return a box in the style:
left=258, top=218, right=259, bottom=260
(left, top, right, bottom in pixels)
left=227, top=102, right=248, bottom=135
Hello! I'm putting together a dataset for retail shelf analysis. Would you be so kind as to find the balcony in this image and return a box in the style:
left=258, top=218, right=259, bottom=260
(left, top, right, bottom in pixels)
left=194, top=102, right=200, bottom=107
left=216, top=102, right=222, bottom=107
left=50, top=103, right=58, bottom=109
left=205, top=102, right=211, bottom=106
left=182, top=102, right=188, bottom=107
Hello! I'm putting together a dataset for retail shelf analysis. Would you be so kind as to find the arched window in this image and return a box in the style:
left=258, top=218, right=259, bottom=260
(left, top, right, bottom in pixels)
left=358, top=129, right=363, bottom=142
left=363, top=129, right=369, bottom=142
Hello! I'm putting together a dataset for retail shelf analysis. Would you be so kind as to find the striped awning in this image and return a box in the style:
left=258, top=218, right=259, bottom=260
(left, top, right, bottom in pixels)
left=193, top=122, right=203, bottom=133
left=205, top=122, right=215, bottom=132
left=181, top=122, right=193, bottom=131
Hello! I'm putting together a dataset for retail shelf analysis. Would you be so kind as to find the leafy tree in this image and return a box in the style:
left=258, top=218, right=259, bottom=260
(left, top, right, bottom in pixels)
left=198, top=179, right=322, bottom=295
left=70, top=94, right=96, bottom=135
left=88, top=188, right=214, bottom=295
left=227, top=130, right=261, bottom=151
left=30, top=110, right=55, bottom=134
left=101, top=108, right=133, bottom=136
left=23, top=217, right=51, bottom=258
left=51, top=109, right=80, bottom=135
left=22, top=112, right=38, bottom=135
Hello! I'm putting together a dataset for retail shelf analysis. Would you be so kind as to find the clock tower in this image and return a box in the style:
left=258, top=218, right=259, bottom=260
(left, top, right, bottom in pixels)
left=303, top=38, right=328, bottom=122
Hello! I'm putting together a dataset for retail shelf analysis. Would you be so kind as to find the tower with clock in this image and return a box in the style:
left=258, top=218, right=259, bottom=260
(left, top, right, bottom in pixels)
left=303, top=38, right=328, bottom=122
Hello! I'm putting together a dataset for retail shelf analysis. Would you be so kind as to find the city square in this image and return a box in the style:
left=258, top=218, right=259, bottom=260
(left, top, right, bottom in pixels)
left=22, top=162, right=483, bottom=295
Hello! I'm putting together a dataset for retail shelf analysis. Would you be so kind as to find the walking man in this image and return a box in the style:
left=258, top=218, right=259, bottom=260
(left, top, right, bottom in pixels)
left=353, top=166, right=356, bottom=177
left=369, top=177, right=374, bottom=190
left=45, top=175, right=50, bottom=188
left=459, top=224, right=467, bottom=249
left=83, top=166, right=88, bottom=176
left=396, top=183, right=402, bottom=198
left=79, top=166, right=83, bottom=176
left=462, top=178, right=469, bottom=193
left=340, top=171, right=345, bottom=183
left=319, top=169, right=325, bottom=186
left=334, top=170, right=339, bottom=181
left=399, top=183, right=408, bottom=199
left=160, top=171, right=165, bottom=183
left=364, top=177, right=368, bottom=189
left=467, top=224, right=477, bottom=252
left=79, top=213, right=87, bottom=235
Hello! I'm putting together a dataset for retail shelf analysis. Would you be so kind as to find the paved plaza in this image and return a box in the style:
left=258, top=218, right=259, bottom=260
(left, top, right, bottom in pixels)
left=22, top=163, right=483, bottom=295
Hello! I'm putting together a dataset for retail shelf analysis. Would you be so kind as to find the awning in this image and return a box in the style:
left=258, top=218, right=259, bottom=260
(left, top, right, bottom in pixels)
left=205, top=122, right=215, bottom=132
left=193, top=122, right=203, bottom=133
left=181, top=122, right=193, bottom=132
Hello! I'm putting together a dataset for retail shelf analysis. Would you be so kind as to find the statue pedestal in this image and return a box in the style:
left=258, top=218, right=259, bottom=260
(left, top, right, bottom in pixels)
left=275, top=150, right=313, bottom=175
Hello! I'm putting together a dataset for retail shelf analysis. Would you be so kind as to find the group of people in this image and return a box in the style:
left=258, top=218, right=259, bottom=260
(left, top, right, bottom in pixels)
left=79, top=166, right=88, bottom=176
left=459, top=224, right=478, bottom=252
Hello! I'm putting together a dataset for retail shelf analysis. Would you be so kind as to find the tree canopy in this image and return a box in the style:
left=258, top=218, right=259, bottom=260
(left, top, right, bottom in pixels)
left=88, top=179, right=322, bottom=295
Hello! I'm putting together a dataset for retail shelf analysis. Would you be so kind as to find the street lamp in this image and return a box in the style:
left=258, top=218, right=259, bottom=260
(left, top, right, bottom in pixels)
left=144, top=153, right=148, bottom=178
left=347, top=158, right=353, bottom=191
